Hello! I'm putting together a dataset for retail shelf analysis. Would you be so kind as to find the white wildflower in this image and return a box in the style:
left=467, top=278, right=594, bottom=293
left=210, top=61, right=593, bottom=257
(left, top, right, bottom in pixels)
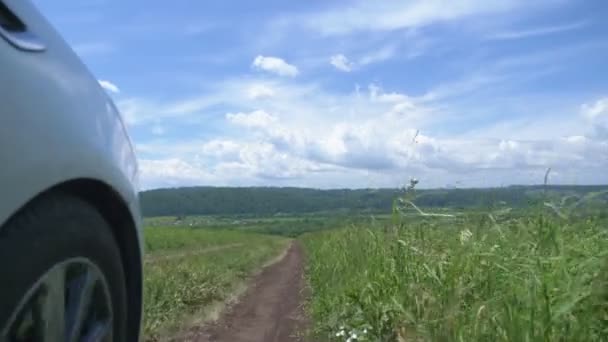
left=336, top=329, right=346, bottom=337
left=459, top=229, right=473, bottom=245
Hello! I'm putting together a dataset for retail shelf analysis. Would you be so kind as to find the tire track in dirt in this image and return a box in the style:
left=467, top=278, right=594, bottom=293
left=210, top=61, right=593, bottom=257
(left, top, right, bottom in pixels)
left=174, top=241, right=308, bottom=342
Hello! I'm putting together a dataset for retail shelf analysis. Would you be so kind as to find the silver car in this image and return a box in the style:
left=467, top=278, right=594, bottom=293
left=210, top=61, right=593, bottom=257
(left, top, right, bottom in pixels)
left=0, top=1, right=142, bottom=341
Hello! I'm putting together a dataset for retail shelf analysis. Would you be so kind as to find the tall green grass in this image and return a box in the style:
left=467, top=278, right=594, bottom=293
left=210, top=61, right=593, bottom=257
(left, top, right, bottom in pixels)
left=144, top=225, right=266, bottom=252
left=301, top=214, right=608, bottom=341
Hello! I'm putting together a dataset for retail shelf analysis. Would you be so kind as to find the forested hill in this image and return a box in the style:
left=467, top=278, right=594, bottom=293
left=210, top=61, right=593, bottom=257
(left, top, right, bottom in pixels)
left=140, top=185, right=606, bottom=217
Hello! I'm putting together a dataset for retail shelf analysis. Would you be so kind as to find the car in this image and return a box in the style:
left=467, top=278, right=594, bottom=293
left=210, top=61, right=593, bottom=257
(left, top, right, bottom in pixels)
left=0, top=1, right=142, bottom=341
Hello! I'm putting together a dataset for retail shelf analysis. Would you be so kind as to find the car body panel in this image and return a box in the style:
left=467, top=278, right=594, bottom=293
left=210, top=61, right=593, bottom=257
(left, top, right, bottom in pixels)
left=0, top=1, right=143, bottom=335
left=0, top=0, right=140, bottom=231
left=0, top=0, right=143, bottom=338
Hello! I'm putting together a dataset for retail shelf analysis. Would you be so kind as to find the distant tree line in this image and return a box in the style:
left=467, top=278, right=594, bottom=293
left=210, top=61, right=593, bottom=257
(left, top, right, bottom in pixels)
left=139, top=185, right=606, bottom=217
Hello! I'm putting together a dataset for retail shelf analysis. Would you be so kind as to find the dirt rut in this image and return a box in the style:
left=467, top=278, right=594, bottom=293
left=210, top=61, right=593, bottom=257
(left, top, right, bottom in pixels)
left=175, top=242, right=308, bottom=342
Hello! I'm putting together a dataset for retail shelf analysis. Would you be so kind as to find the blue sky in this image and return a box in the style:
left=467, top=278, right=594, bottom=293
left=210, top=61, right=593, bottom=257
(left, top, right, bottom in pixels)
left=35, top=0, right=608, bottom=189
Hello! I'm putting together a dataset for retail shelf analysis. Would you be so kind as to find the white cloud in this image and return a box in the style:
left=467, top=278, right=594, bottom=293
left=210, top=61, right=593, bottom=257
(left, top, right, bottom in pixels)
left=237, top=142, right=317, bottom=179
left=581, top=97, right=608, bottom=139
left=129, top=76, right=608, bottom=188
left=117, top=98, right=158, bottom=125
left=487, top=21, right=587, bottom=41
left=368, top=84, right=410, bottom=103
left=330, top=54, right=354, bottom=72
left=329, top=42, right=418, bottom=72
left=329, top=47, right=402, bottom=72
left=217, top=88, right=429, bottom=172
left=137, top=142, right=321, bottom=189
left=359, top=44, right=398, bottom=65
left=201, top=140, right=242, bottom=161
left=138, top=158, right=212, bottom=189
left=581, top=97, right=608, bottom=120
left=226, top=110, right=278, bottom=128
left=116, top=93, right=221, bottom=125
left=98, top=80, right=120, bottom=93
left=247, top=83, right=276, bottom=99
left=117, top=78, right=316, bottom=125
left=140, top=158, right=206, bottom=179
left=252, top=55, right=299, bottom=77
left=302, top=0, right=526, bottom=35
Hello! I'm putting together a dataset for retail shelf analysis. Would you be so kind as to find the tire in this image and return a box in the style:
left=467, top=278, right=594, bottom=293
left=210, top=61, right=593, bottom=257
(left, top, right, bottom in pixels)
left=0, top=192, right=128, bottom=341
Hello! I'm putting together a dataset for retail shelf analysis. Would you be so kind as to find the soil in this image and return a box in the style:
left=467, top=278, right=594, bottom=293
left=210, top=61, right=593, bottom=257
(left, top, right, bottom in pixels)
left=174, top=242, right=309, bottom=342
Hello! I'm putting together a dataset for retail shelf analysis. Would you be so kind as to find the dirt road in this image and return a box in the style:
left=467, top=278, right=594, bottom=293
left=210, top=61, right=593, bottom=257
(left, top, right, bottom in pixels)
left=176, top=242, right=308, bottom=342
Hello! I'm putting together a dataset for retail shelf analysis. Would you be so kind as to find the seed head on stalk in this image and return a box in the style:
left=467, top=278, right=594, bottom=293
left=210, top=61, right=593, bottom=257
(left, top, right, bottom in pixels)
left=397, top=177, right=455, bottom=217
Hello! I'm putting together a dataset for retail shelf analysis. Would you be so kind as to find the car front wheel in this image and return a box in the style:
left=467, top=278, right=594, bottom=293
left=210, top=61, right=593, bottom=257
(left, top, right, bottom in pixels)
left=0, top=193, right=128, bottom=341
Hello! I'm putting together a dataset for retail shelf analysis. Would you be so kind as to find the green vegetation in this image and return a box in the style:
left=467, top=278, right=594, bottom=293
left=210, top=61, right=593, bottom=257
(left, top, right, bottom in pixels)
left=140, top=185, right=607, bottom=217
left=301, top=212, right=608, bottom=341
left=143, top=227, right=288, bottom=339
left=140, top=185, right=607, bottom=341
left=144, top=213, right=382, bottom=237
left=143, top=225, right=268, bottom=252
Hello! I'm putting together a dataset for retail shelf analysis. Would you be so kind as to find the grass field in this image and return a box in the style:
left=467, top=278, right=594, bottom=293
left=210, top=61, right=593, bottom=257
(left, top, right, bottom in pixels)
left=143, top=226, right=289, bottom=339
left=140, top=187, right=608, bottom=341
left=301, top=212, right=608, bottom=341
left=144, top=213, right=386, bottom=237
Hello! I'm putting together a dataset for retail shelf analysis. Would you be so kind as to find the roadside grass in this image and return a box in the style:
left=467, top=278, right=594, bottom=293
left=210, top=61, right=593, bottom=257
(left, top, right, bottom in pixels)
left=143, top=227, right=289, bottom=340
left=144, top=213, right=387, bottom=237
left=144, top=225, right=267, bottom=252
left=301, top=213, right=608, bottom=341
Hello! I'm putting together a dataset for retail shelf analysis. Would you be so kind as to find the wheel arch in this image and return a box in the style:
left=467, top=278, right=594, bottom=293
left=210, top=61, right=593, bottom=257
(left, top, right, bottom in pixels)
left=12, top=178, right=143, bottom=341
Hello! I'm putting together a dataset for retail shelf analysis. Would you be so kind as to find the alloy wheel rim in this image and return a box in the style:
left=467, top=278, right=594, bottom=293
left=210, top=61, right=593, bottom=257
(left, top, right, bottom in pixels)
left=2, top=258, right=113, bottom=342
